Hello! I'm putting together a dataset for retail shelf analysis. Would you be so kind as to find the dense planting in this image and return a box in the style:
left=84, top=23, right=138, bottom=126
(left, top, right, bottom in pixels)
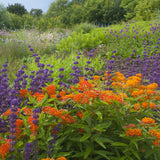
left=0, top=21, right=160, bottom=160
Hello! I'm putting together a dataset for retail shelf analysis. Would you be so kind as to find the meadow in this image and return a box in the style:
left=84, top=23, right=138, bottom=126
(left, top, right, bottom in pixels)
left=0, top=20, right=160, bottom=160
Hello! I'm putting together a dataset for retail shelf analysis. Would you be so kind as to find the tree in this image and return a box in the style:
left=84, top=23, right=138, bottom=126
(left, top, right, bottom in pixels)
left=120, top=0, right=138, bottom=20
left=134, top=0, right=160, bottom=21
left=0, top=4, right=13, bottom=29
left=7, top=3, right=27, bottom=16
left=30, top=9, right=43, bottom=17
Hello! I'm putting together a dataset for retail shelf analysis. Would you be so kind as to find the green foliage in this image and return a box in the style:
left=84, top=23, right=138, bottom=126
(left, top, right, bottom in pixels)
left=30, top=9, right=43, bottom=17
left=73, top=23, right=97, bottom=34
left=120, top=0, right=138, bottom=20
left=134, top=0, right=158, bottom=21
left=0, top=4, right=13, bottom=29
left=10, top=13, right=23, bottom=29
left=7, top=3, right=28, bottom=16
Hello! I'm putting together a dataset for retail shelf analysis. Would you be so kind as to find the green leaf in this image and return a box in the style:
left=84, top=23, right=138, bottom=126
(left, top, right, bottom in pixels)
left=93, top=137, right=106, bottom=149
left=93, top=122, right=112, bottom=132
left=131, top=149, right=141, bottom=160
left=15, top=141, right=23, bottom=148
left=84, top=147, right=91, bottom=159
left=111, top=142, right=128, bottom=147
left=94, top=150, right=111, bottom=160
left=95, top=111, right=103, bottom=121
left=80, top=133, right=91, bottom=142
left=56, top=151, right=72, bottom=157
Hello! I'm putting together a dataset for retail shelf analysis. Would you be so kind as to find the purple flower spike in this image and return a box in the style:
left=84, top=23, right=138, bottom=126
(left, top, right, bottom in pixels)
left=29, top=48, right=34, bottom=52
left=59, top=68, right=64, bottom=71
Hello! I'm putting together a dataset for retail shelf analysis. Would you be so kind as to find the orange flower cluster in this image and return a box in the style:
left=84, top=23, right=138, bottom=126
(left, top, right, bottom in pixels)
left=2, top=108, right=20, bottom=117
left=73, top=89, right=100, bottom=105
left=78, top=79, right=94, bottom=91
left=42, top=106, right=75, bottom=124
left=22, top=107, right=33, bottom=116
left=76, top=111, right=83, bottom=119
left=149, top=129, right=160, bottom=147
left=27, top=116, right=38, bottom=133
left=56, top=157, right=67, bottom=160
left=20, top=89, right=28, bottom=98
left=126, top=128, right=142, bottom=137
left=141, top=117, right=156, bottom=126
left=33, top=92, right=45, bottom=101
left=43, top=84, right=56, bottom=95
left=15, top=119, right=24, bottom=139
left=0, top=139, right=11, bottom=159
left=41, top=157, right=66, bottom=160
left=100, top=91, right=123, bottom=104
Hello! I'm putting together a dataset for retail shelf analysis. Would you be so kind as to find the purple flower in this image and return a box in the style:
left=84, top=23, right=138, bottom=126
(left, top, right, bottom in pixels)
left=86, top=61, right=91, bottom=64
left=58, top=74, right=64, bottom=79
left=113, top=50, right=117, bottom=53
left=74, top=61, right=79, bottom=65
left=30, top=48, right=34, bottom=52
left=78, top=52, right=82, bottom=55
left=88, top=53, right=93, bottom=58
left=28, top=45, right=31, bottom=48
left=59, top=68, right=64, bottom=71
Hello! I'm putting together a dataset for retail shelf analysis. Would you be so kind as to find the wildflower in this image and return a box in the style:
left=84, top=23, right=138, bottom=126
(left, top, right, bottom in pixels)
left=43, top=84, right=56, bottom=95
left=142, top=102, right=149, bottom=109
left=76, top=111, right=83, bottom=119
left=15, top=119, right=24, bottom=139
left=33, top=92, right=45, bottom=101
left=134, top=103, right=141, bottom=110
left=22, top=108, right=32, bottom=116
left=147, top=83, right=158, bottom=90
left=20, top=89, right=28, bottom=98
left=56, top=157, right=67, bottom=160
left=0, top=139, right=11, bottom=159
left=150, top=102, right=157, bottom=109
left=126, top=128, right=142, bottom=137
left=93, top=75, right=100, bottom=81
left=123, top=124, right=136, bottom=128
left=141, top=117, right=155, bottom=126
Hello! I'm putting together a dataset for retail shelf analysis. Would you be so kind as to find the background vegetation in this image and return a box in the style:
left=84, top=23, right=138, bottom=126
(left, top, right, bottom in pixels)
left=0, top=0, right=160, bottom=30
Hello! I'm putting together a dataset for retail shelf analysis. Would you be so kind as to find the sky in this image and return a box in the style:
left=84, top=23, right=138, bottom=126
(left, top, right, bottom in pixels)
left=0, top=0, right=54, bottom=13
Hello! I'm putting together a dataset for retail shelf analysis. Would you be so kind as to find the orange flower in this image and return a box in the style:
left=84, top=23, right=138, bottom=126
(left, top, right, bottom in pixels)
left=33, top=92, right=45, bottom=101
left=15, top=119, right=24, bottom=139
left=41, top=158, right=54, bottom=160
left=76, top=111, right=83, bottom=119
left=22, top=108, right=32, bottom=116
left=131, top=91, right=139, bottom=97
left=2, top=108, right=20, bottom=116
left=134, top=103, right=141, bottom=110
left=61, top=113, right=75, bottom=124
left=56, top=157, right=67, bottom=160
left=136, top=73, right=142, bottom=78
left=153, top=139, right=160, bottom=147
left=126, top=128, right=142, bottom=137
left=93, top=75, right=100, bottom=81
left=150, top=102, right=157, bottom=109
left=42, top=106, right=52, bottom=114
left=78, top=80, right=93, bottom=91
left=19, top=89, right=28, bottom=98
left=62, top=94, right=74, bottom=101
left=141, top=117, right=156, bottom=126
left=0, top=139, right=11, bottom=159
left=142, top=102, right=148, bottom=109
left=147, top=83, right=158, bottom=90
left=27, top=116, right=38, bottom=133
left=43, top=84, right=56, bottom=95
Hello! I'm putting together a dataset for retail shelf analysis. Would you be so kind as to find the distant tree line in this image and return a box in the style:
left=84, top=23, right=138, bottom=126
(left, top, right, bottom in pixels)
left=0, top=0, right=160, bottom=30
